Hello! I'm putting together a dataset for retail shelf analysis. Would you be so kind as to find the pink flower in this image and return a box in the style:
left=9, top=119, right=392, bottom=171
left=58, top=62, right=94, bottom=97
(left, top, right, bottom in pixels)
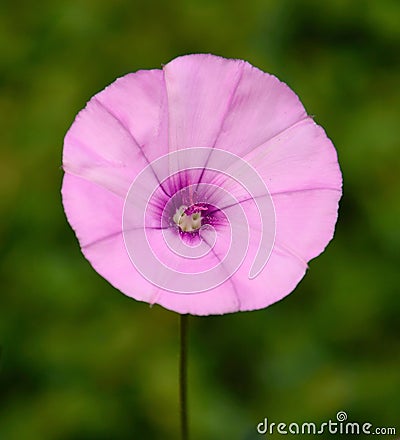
left=62, top=54, right=342, bottom=316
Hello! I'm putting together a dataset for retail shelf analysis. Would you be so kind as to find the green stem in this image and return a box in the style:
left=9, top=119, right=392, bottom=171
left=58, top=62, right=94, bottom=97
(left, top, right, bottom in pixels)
left=180, top=314, right=189, bottom=440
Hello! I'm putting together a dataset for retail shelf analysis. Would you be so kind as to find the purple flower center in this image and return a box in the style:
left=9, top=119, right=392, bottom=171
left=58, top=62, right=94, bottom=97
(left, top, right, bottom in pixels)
left=154, top=175, right=228, bottom=248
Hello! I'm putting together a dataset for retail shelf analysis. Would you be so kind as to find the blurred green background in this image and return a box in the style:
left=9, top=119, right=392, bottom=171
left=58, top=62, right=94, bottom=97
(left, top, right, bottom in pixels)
left=1, top=0, right=399, bottom=438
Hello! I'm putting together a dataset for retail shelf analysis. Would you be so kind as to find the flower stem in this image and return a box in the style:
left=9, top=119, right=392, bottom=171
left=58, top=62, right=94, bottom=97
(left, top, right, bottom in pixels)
left=180, top=314, right=189, bottom=440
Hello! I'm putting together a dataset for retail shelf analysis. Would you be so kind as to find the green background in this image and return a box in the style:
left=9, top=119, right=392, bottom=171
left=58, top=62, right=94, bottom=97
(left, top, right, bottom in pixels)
left=1, top=0, right=399, bottom=438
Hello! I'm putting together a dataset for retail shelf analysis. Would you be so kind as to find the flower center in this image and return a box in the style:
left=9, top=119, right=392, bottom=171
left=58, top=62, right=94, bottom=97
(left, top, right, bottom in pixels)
left=173, top=204, right=208, bottom=232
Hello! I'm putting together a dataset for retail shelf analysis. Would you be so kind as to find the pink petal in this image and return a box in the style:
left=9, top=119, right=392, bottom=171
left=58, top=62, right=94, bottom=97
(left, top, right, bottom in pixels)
left=154, top=250, right=306, bottom=316
left=232, top=248, right=308, bottom=312
left=63, top=69, right=168, bottom=197
left=62, top=173, right=161, bottom=305
left=244, top=118, right=341, bottom=194
left=62, top=173, right=123, bottom=248
left=214, top=60, right=307, bottom=156
left=246, top=117, right=342, bottom=262
left=164, top=54, right=244, bottom=151
left=272, top=187, right=340, bottom=262
left=62, top=70, right=171, bottom=306
left=95, top=70, right=169, bottom=162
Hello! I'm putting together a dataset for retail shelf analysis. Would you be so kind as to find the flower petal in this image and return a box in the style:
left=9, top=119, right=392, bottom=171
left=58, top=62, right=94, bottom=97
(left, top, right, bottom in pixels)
left=62, top=68, right=172, bottom=306
left=62, top=173, right=162, bottom=304
left=246, top=117, right=342, bottom=262
left=62, top=173, right=123, bottom=248
left=164, top=54, right=244, bottom=150
left=63, top=69, right=168, bottom=197
left=214, top=61, right=307, bottom=156
left=153, top=250, right=306, bottom=315
left=245, top=117, right=341, bottom=194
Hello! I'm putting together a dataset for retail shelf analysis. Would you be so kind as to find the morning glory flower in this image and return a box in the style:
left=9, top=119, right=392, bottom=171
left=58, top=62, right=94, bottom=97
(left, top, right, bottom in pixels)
left=62, top=54, right=342, bottom=315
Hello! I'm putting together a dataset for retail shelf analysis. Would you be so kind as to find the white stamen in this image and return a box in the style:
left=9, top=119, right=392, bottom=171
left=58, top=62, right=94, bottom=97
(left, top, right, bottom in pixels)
left=173, top=205, right=202, bottom=232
